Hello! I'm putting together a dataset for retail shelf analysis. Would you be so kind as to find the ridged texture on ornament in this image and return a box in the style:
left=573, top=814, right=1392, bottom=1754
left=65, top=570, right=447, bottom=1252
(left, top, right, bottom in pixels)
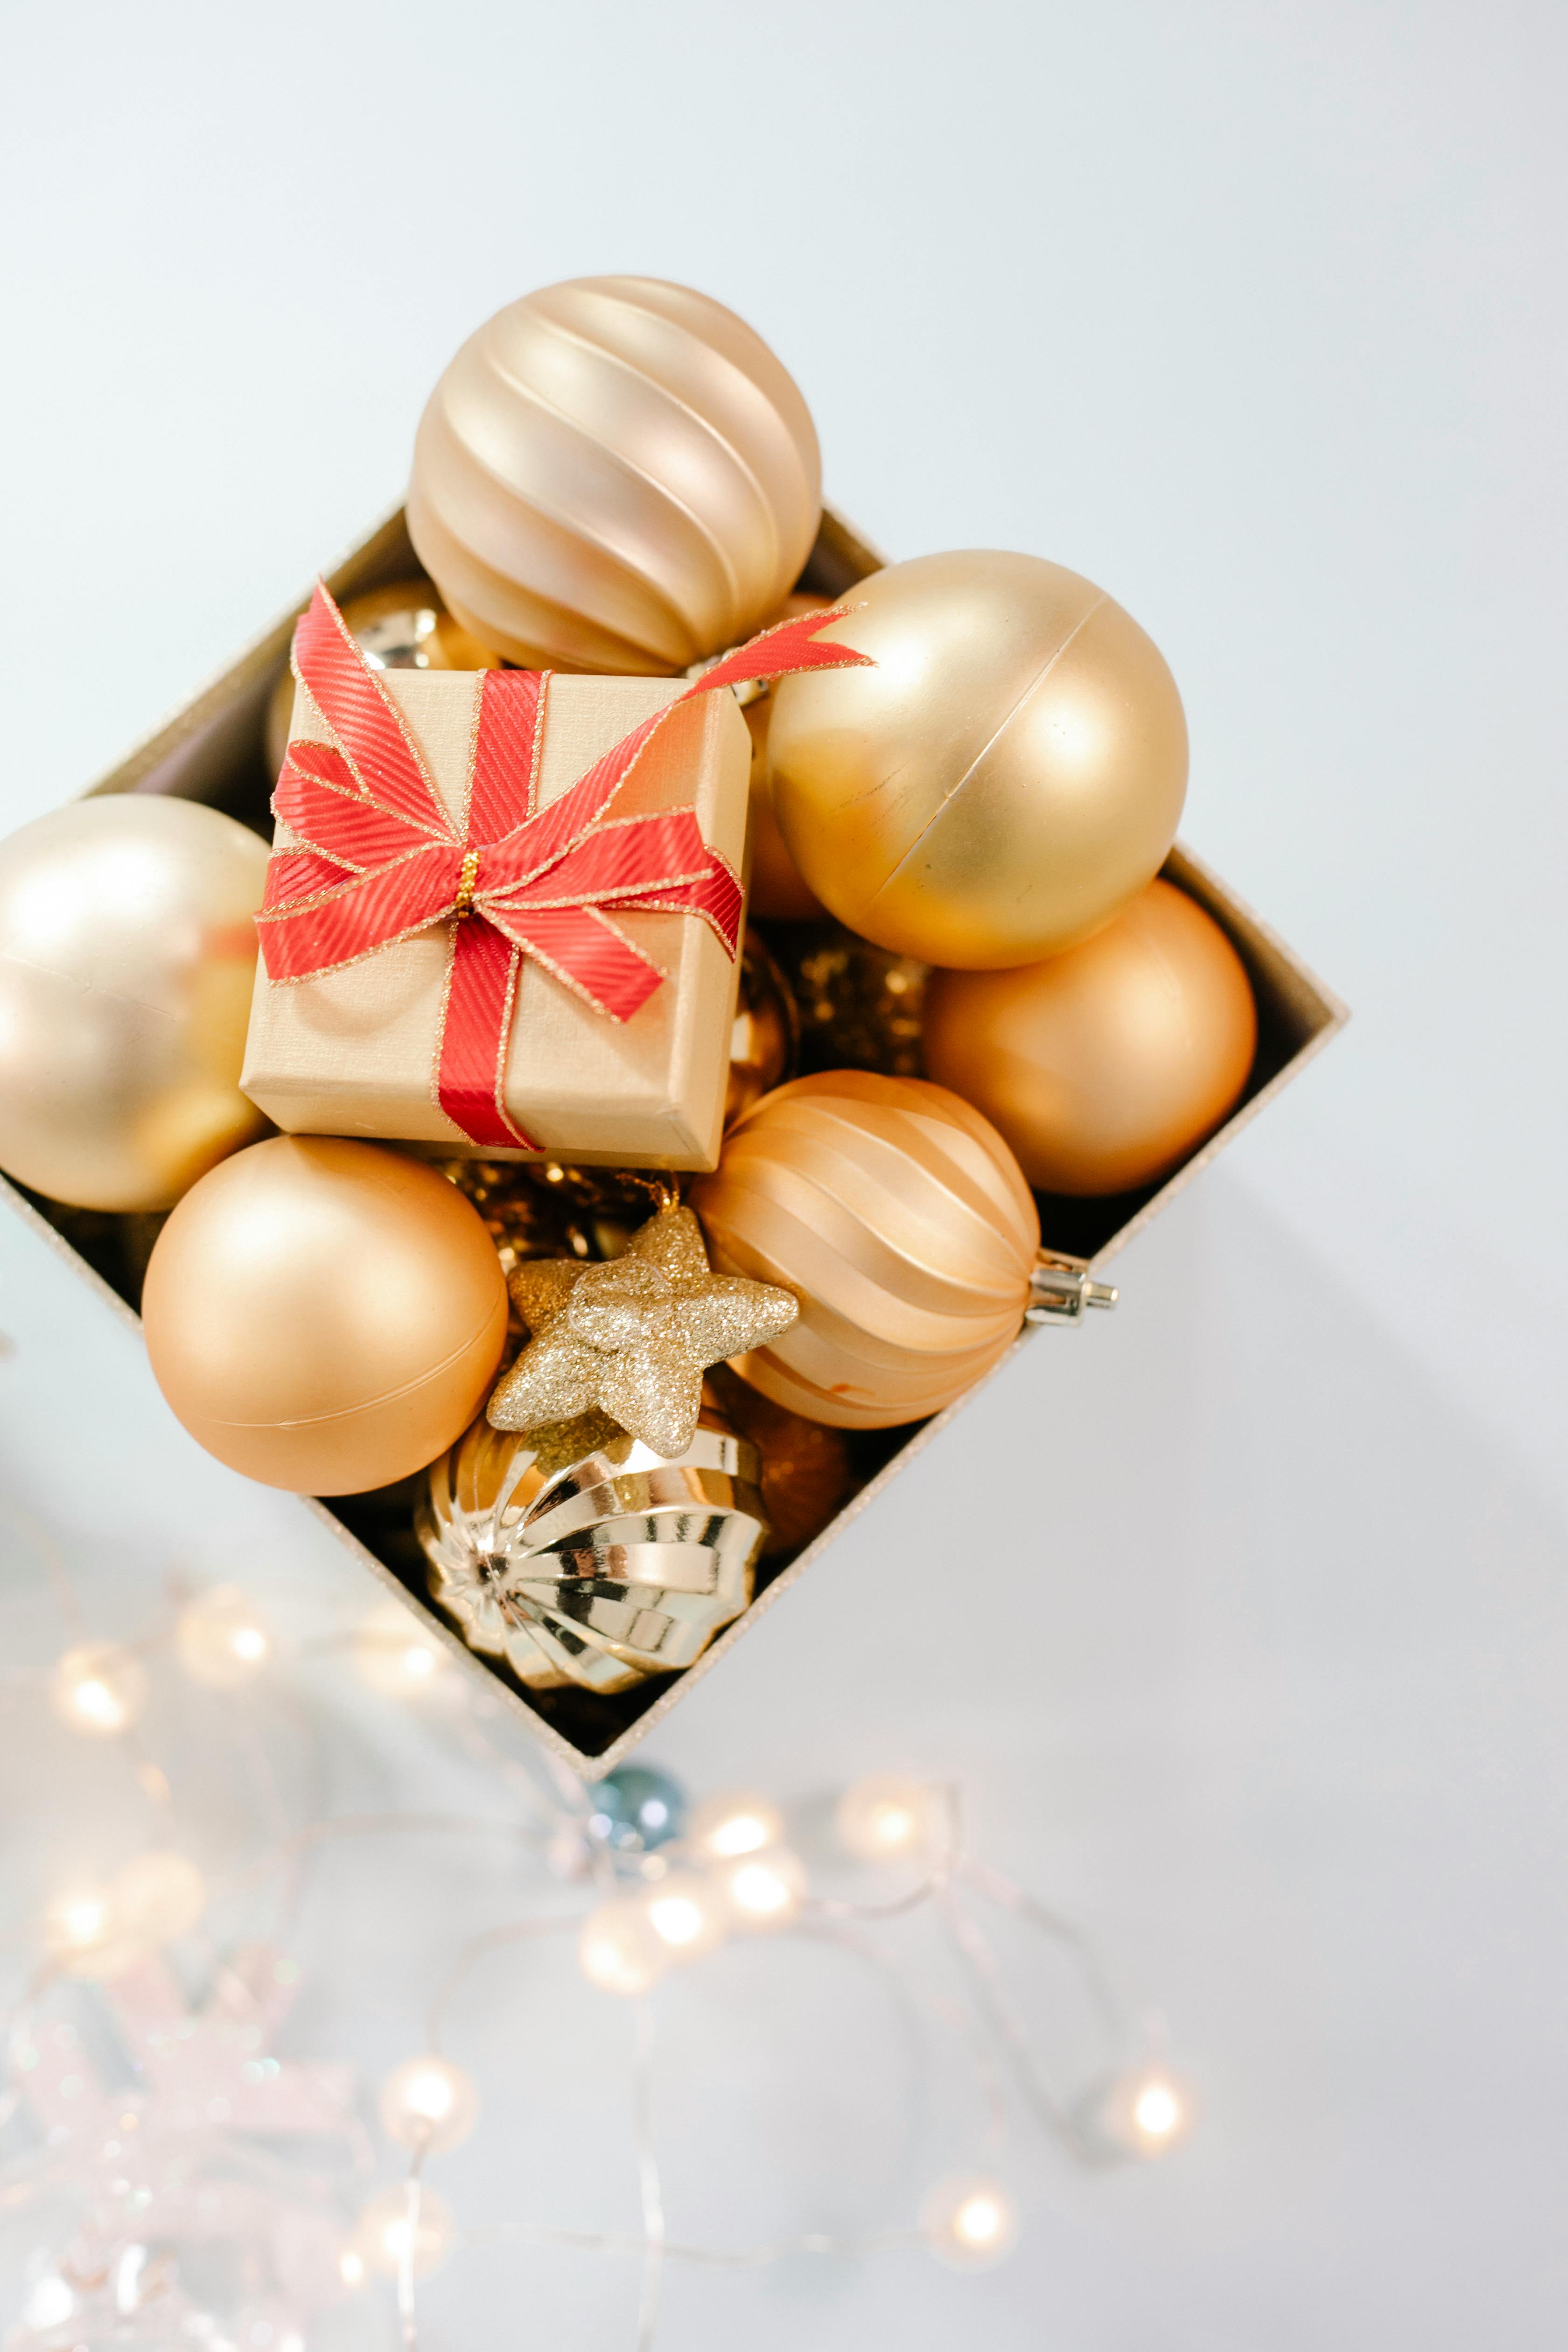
left=407, top=277, right=822, bottom=674
left=419, top=1409, right=766, bottom=1695
left=689, top=1072, right=1041, bottom=1429
left=0, top=796, right=270, bottom=1211
left=766, top=550, right=1188, bottom=968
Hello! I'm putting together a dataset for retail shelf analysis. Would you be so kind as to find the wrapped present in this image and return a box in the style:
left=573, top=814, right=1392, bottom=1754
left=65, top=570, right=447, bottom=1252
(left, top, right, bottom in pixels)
left=239, top=587, right=866, bottom=1169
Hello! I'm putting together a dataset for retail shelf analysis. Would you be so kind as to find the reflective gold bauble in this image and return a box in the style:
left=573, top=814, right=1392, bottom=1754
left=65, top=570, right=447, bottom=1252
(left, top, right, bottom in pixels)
left=0, top=796, right=270, bottom=1211
left=420, top=1407, right=766, bottom=1694
left=924, top=880, right=1257, bottom=1195
left=767, top=550, right=1188, bottom=967
left=705, top=1364, right=854, bottom=1555
left=743, top=593, right=833, bottom=920
left=264, top=578, right=502, bottom=777
left=142, top=1137, right=509, bottom=1493
left=407, top=277, right=822, bottom=674
left=768, top=922, right=927, bottom=1079
left=690, top=1072, right=1040, bottom=1429
left=726, top=928, right=796, bottom=1128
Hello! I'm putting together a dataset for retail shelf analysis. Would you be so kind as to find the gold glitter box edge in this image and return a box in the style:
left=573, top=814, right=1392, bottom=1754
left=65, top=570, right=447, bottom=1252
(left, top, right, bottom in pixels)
left=0, top=501, right=1347, bottom=1779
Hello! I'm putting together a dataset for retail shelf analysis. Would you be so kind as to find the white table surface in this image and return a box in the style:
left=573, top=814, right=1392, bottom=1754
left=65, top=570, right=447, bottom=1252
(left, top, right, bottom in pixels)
left=1, top=4, right=1564, bottom=2345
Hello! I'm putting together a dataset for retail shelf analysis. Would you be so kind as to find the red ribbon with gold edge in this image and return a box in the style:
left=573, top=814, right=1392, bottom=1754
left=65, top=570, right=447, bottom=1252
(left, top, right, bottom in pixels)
left=256, top=586, right=872, bottom=1149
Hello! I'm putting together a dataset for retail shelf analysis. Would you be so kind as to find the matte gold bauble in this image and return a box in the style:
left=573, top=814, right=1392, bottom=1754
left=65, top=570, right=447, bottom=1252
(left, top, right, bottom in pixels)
left=264, top=579, right=502, bottom=777
left=924, top=879, right=1257, bottom=1196
left=690, top=1071, right=1040, bottom=1429
left=704, top=1364, right=855, bottom=1556
left=0, top=797, right=271, bottom=1212
left=407, top=277, right=822, bottom=674
left=141, top=1137, right=509, bottom=1493
left=726, top=928, right=796, bottom=1128
left=767, top=550, right=1188, bottom=968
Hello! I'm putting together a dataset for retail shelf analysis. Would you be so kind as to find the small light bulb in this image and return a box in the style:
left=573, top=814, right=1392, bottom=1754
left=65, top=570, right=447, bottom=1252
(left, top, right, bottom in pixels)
left=339, top=2247, right=366, bottom=2290
left=688, top=1790, right=784, bottom=1861
left=835, top=1774, right=937, bottom=1863
left=577, top=1897, right=669, bottom=1996
left=175, top=1586, right=273, bottom=1689
left=640, top=1872, right=728, bottom=1962
left=378, top=2054, right=479, bottom=2155
left=719, top=1844, right=807, bottom=1933
left=43, top=1887, right=112, bottom=1962
left=48, top=1644, right=147, bottom=1740
left=1087, top=2063, right=1198, bottom=2159
left=355, top=2185, right=453, bottom=2280
left=921, top=2173, right=1019, bottom=2270
left=352, top=1602, right=449, bottom=1698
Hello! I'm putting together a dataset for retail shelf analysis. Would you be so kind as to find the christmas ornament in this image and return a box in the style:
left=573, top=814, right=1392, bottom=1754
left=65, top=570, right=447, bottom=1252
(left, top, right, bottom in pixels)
left=264, top=576, right=501, bottom=776
left=766, top=550, right=1188, bottom=967
left=487, top=1204, right=797, bottom=1459
left=419, top=1407, right=767, bottom=1694
left=924, top=879, right=1257, bottom=1194
left=0, top=795, right=270, bottom=1211
left=705, top=1363, right=854, bottom=1555
left=141, top=1136, right=509, bottom=1493
left=586, top=1763, right=689, bottom=1854
left=689, top=1071, right=1041, bottom=1428
left=768, top=921, right=928, bottom=1078
left=726, top=927, right=796, bottom=1128
left=407, top=275, right=822, bottom=673
left=744, top=592, right=835, bottom=920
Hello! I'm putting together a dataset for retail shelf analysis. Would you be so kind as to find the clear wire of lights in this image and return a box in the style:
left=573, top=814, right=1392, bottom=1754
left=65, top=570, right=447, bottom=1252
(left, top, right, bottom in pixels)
left=0, top=1512, right=1199, bottom=2352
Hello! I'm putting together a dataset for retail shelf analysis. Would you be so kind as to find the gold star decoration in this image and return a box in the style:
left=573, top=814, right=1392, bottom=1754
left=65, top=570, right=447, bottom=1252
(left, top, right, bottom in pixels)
left=486, top=1205, right=798, bottom=1461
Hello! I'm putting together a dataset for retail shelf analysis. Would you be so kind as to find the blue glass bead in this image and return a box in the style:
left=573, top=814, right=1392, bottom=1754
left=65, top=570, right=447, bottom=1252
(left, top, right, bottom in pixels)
left=585, top=1764, right=688, bottom=1854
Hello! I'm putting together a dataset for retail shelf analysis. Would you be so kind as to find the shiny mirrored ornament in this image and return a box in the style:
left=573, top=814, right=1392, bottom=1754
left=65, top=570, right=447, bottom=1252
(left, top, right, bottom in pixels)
left=264, top=579, right=502, bottom=776
left=924, top=879, right=1256, bottom=1194
left=0, top=796, right=271, bottom=1211
left=420, top=1407, right=768, bottom=1695
left=408, top=276, right=822, bottom=672
left=141, top=1137, right=509, bottom=1493
left=767, top=550, right=1188, bottom=967
left=691, top=1071, right=1041, bottom=1428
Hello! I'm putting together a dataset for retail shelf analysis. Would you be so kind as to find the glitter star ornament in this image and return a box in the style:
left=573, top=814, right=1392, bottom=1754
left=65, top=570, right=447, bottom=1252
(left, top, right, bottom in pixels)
left=488, top=1204, right=797, bottom=1458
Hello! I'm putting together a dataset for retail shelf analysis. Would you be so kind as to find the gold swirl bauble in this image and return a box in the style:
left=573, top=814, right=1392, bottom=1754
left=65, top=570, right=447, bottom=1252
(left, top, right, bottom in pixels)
left=264, top=579, right=502, bottom=777
left=766, top=550, right=1188, bottom=968
left=689, top=1072, right=1041, bottom=1429
left=924, top=880, right=1257, bottom=1196
left=0, top=796, right=270, bottom=1212
left=407, top=276, right=822, bottom=674
left=142, top=1137, right=509, bottom=1494
left=419, top=1407, right=766, bottom=1694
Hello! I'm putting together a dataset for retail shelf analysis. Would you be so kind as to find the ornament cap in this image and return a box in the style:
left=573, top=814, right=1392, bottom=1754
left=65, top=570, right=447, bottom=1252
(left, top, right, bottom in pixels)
left=1024, top=1254, right=1119, bottom=1325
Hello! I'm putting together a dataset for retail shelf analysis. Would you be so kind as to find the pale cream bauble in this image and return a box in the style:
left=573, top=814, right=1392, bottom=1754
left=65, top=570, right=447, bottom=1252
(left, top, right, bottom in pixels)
left=408, top=276, right=822, bottom=672
left=766, top=550, right=1188, bottom=967
left=141, top=1137, right=509, bottom=1494
left=690, top=1071, right=1041, bottom=1429
left=0, top=796, right=271, bottom=1210
left=923, top=879, right=1256, bottom=1195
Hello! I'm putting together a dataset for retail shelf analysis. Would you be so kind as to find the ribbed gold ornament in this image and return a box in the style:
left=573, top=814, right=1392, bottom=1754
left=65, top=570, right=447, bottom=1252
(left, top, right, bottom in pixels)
left=690, top=1072, right=1041, bottom=1429
left=407, top=277, right=822, bottom=674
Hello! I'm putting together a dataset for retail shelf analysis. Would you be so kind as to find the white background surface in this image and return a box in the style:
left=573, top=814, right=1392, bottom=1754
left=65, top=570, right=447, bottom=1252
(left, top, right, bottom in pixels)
left=1, top=3, right=1565, bottom=2345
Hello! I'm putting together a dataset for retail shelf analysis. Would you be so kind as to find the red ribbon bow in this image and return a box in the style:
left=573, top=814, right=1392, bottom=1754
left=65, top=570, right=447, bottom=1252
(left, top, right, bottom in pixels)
left=256, top=585, right=871, bottom=1149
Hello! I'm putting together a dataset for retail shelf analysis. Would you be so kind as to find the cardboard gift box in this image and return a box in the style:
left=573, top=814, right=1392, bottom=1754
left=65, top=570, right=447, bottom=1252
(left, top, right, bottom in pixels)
left=0, top=503, right=1346, bottom=1777
left=242, top=657, right=749, bottom=1170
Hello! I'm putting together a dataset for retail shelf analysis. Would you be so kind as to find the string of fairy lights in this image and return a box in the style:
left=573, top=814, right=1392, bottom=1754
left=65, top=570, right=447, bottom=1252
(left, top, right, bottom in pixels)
left=1, top=1519, right=1197, bottom=2350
